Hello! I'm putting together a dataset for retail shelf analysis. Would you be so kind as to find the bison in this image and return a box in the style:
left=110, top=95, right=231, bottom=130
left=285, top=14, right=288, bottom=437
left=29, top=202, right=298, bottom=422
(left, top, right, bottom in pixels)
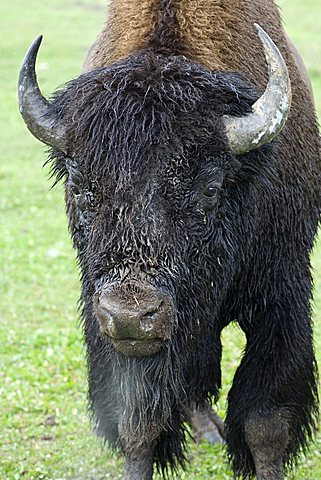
left=18, top=0, right=320, bottom=479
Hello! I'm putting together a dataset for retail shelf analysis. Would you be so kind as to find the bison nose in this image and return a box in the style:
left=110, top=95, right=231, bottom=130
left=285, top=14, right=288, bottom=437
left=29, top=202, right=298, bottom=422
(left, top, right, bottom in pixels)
left=94, top=286, right=174, bottom=343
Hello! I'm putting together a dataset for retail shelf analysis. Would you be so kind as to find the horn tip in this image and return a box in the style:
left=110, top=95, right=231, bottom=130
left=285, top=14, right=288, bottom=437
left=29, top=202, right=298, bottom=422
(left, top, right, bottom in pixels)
left=253, top=24, right=273, bottom=57
left=27, top=35, right=44, bottom=57
left=20, top=35, right=44, bottom=73
left=32, top=34, right=44, bottom=50
left=253, top=23, right=269, bottom=42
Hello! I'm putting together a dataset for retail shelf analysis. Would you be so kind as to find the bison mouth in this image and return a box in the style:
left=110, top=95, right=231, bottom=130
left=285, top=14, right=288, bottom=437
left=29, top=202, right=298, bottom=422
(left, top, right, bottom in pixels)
left=111, top=338, right=165, bottom=356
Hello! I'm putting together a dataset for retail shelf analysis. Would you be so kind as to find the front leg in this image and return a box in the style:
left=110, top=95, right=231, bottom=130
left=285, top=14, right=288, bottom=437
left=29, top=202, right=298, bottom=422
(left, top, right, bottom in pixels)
left=123, top=449, right=154, bottom=480
left=244, top=413, right=289, bottom=480
left=225, top=297, right=318, bottom=479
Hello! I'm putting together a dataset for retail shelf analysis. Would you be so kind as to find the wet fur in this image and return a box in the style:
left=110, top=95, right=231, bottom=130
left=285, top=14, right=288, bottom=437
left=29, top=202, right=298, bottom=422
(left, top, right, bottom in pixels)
left=47, top=50, right=321, bottom=477
left=46, top=1, right=321, bottom=478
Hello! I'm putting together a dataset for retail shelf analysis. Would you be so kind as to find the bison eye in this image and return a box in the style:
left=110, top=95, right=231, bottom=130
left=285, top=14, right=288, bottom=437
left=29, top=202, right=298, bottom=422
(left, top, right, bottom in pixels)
left=203, top=182, right=219, bottom=198
left=68, top=181, right=80, bottom=196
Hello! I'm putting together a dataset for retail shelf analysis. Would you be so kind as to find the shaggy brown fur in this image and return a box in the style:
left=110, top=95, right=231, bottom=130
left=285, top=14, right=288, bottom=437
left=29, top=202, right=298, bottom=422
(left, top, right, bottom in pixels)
left=83, top=0, right=158, bottom=71
left=84, top=1, right=306, bottom=88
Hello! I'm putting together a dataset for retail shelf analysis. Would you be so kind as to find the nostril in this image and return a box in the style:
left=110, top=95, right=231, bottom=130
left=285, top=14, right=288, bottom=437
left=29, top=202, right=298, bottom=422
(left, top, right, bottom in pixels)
left=98, top=310, right=115, bottom=335
left=140, top=317, right=155, bottom=333
left=142, top=308, right=159, bottom=320
left=140, top=305, right=162, bottom=333
left=106, top=313, right=114, bottom=332
left=94, top=296, right=115, bottom=333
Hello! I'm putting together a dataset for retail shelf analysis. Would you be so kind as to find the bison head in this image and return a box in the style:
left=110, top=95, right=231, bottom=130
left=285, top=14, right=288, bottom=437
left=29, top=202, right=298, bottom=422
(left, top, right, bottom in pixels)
left=18, top=26, right=291, bottom=358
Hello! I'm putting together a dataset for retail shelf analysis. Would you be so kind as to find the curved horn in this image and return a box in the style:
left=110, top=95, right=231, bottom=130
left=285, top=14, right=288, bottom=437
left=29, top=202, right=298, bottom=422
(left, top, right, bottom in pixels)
left=223, top=24, right=292, bottom=155
left=18, top=36, right=67, bottom=153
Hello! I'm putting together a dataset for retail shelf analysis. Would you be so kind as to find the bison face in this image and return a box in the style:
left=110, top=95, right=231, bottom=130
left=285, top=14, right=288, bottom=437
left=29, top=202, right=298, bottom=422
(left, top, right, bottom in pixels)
left=48, top=54, right=279, bottom=358
left=19, top=28, right=290, bottom=357
left=63, top=132, right=232, bottom=357
left=59, top=71, right=244, bottom=358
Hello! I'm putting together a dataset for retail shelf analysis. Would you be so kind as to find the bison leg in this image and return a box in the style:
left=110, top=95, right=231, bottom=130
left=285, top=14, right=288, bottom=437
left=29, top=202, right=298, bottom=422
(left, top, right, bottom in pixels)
left=123, top=449, right=154, bottom=480
left=243, top=413, right=289, bottom=480
left=225, top=299, right=317, bottom=479
left=189, top=407, right=225, bottom=444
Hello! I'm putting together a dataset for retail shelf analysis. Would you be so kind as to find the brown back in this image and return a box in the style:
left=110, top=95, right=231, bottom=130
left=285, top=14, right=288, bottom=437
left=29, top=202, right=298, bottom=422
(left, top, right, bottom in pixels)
left=84, top=1, right=294, bottom=88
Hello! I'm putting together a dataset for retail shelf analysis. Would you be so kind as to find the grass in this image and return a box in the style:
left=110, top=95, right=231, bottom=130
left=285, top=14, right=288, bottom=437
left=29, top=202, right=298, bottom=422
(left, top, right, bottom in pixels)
left=0, top=0, right=321, bottom=478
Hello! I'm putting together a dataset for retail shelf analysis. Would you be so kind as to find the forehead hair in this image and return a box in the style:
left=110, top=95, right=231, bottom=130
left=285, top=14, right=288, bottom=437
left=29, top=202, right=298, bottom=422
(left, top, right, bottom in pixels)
left=52, top=52, right=256, bottom=187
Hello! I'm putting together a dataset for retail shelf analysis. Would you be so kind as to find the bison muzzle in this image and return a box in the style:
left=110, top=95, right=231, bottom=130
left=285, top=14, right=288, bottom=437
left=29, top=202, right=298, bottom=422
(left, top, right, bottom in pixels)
left=94, top=282, right=175, bottom=356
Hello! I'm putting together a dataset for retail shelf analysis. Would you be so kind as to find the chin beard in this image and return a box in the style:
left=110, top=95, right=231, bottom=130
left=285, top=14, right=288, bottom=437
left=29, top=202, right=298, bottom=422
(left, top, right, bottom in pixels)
left=109, top=341, right=188, bottom=452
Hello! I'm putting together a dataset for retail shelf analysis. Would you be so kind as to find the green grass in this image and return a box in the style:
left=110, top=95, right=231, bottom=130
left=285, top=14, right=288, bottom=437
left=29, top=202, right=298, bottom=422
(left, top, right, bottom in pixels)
left=1, top=1, right=321, bottom=478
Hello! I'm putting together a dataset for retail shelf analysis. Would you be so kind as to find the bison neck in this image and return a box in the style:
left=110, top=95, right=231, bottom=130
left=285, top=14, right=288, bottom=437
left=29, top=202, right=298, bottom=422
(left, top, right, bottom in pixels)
left=84, top=0, right=286, bottom=88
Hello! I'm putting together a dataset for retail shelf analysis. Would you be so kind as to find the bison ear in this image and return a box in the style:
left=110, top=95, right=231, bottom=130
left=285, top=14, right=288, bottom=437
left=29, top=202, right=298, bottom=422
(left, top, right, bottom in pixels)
left=18, top=36, right=67, bottom=154
left=223, top=24, right=292, bottom=156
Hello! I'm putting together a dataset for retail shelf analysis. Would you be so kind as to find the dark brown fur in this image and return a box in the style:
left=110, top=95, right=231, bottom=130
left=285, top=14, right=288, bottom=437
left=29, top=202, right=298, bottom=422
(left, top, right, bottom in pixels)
left=69, top=1, right=320, bottom=478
